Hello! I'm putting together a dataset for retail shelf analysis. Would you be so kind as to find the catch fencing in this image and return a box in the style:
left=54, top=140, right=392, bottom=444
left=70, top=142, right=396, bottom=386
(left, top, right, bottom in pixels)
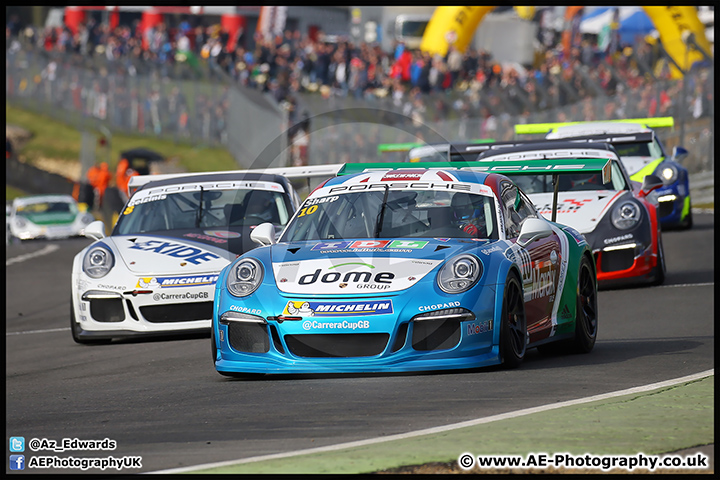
left=297, top=64, right=714, bottom=177
left=6, top=45, right=714, bottom=176
left=5, top=47, right=288, bottom=168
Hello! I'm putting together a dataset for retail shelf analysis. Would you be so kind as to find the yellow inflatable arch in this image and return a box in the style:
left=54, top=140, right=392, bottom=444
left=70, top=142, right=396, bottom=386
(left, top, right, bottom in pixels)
left=420, top=6, right=712, bottom=78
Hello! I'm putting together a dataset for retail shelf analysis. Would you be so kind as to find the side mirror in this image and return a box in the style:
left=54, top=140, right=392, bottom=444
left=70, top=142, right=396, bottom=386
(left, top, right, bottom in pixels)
left=250, top=222, right=276, bottom=246
left=671, top=146, right=688, bottom=163
left=639, top=174, right=664, bottom=198
left=517, top=218, right=553, bottom=247
left=83, top=220, right=106, bottom=241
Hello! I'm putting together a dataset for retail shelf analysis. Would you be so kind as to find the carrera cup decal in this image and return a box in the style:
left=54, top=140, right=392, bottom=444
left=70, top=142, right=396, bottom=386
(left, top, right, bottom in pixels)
left=302, top=319, right=372, bottom=331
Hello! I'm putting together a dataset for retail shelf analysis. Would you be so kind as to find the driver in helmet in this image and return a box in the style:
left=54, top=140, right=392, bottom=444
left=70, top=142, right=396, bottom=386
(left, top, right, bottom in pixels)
left=451, top=192, right=486, bottom=237
left=243, top=191, right=276, bottom=224
left=569, top=173, right=600, bottom=189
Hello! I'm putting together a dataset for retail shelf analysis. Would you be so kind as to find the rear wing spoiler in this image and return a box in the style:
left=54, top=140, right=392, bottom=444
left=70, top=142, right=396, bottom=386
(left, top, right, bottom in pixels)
left=514, top=117, right=674, bottom=135
left=340, top=158, right=612, bottom=180
left=453, top=133, right=655, bottom=157
left=377, top=139, right=495, bottom=154
left=128, top=164, right=344, bottom=196
left=339, top=156, right=613, bottom=223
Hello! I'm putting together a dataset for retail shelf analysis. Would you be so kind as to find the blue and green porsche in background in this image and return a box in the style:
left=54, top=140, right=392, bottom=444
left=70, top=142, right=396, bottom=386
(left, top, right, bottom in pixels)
left=8, top=194, right=95, bottom=241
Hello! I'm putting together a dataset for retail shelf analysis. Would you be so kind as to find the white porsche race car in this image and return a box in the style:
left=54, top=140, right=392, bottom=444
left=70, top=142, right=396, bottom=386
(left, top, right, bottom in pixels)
left=70, top=171, right=305, bottom=344
left=8, top=194, right=95, bottom=241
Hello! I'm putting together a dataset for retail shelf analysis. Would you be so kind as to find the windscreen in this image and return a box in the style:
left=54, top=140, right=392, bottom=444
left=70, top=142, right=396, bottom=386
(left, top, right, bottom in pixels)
left=611, top=141, right=652, bottom=157
left=114, top=185, right=291, bottom=235
left=511, top=162, right=629, bottom=194
left=281, top=189, right=498, bottom=242
left=16, top=201, right=77, bottom=216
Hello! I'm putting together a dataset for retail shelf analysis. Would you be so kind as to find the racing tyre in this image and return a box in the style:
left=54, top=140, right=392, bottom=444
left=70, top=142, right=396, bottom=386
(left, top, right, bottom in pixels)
left=681, top=205, right=693, bottom=230
left=572, top=255, right=598, bottom=353
left=499, top=272, right=526, bottom=368
left=651, top=234, right=666, bottom=286
left=70, top=297, right=111, bottom=345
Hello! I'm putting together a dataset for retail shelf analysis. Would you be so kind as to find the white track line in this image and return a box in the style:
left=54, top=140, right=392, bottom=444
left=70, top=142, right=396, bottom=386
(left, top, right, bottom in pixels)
left=150, top=369, right=714, bottom=474
left=7, top=327, right=70, bottom=336
left=6, top=244, right=60, bottom=266
left=656, top=282, right=714, bottom=288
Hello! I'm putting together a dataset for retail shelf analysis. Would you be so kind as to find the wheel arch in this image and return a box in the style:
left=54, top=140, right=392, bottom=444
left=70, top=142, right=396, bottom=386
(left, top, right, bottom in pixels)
left=491, top=258, right=524, bottom=348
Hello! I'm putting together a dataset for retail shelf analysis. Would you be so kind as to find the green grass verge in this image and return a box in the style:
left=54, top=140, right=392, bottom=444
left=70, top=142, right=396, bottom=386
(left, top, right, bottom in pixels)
left=6, top=185, right=28, bottom=202
left=189, top=375, right=713, bottom=474
left=6, top=103, right=238, bottom=173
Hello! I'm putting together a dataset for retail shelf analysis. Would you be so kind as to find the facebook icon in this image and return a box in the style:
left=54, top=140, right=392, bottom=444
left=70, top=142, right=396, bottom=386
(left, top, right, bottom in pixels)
left=9, top=455, right=25, bottom=470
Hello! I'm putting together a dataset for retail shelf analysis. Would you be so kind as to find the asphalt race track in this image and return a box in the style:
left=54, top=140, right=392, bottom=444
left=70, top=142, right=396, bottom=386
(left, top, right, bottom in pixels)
left=5, top=213, right=714, bottom=473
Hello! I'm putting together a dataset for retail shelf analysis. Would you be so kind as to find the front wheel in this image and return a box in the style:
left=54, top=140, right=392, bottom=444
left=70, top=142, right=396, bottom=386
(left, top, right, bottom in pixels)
left=681, top=205, right=693, bottom=230
left=651, top=233, right=666, bottom=286
left=499, top=272, right=526, bottom=368
left=571, top=255, right=598, bottom=353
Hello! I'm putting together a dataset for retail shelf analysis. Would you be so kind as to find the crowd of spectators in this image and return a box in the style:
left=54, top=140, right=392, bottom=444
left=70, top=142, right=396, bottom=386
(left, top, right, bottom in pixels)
left=6, top=12, right=713, bottom=154
left=7, top=13, right=683, bottom=104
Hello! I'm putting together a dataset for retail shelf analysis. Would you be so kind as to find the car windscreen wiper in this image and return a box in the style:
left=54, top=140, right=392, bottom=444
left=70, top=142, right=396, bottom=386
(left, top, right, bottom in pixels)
left=374, top=185, right=389, bottom=238
left=195, top=186, right=204, bottom=228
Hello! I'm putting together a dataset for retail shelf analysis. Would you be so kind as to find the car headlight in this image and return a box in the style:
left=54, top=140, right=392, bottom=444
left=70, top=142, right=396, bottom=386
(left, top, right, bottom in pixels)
left=437, top=254, right=482, bottom=294
left=14, top=217, right=27, bottom=228
left=227, top=258, right=264, bottom=297
left=658, top=163, right=678, bottom=184
left=82, top=245, right=115, bottom=278
left=611, top=202, right=641, bottom=230
left=81, top=213, right=95, bottom=225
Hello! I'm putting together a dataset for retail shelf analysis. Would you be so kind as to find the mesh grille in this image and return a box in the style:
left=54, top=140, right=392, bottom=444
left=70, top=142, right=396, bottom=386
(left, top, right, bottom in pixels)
left=658, top=200, right=674, bottom=218
left=139, top=301, right=213, bottom=323
left=411, top=319, right=461, bottom=351
left=284, top=333, right=389, bottom=358
left=227, top=322, right=270, bottom=353
left=89, top=298, right=125, bottom=323
left=600, top=249, right=635, bottom=272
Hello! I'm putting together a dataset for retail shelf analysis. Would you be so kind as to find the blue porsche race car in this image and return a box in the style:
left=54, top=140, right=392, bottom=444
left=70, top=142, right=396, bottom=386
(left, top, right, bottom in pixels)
left=211, top=163, right=599, bottom=376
